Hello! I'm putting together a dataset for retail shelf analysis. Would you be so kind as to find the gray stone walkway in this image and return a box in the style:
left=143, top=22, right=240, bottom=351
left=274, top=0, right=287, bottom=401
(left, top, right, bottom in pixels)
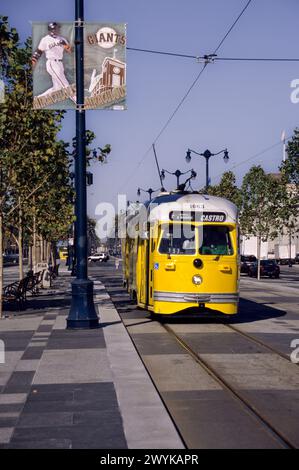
left=0, top=270, right=183, bottom=449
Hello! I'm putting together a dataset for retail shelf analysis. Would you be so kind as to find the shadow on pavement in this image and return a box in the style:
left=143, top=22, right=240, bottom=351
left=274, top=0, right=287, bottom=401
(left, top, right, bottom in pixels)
left=97, top=273, right=287, bottom=325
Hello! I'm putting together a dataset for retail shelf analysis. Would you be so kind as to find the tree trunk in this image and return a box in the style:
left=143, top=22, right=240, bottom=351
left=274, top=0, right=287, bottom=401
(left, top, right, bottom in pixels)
left=28, top=245, right=33, bottom=271
left=257, top=234, right=261, bottom=281
left=288, top=230, right=292, bottom=267
left=32, top=209, right=36, bottom=272
left=46, top=241, right=50, bottom=264
left=50, top=242, right=55, bottom=267
left=0, top=209, right=3, bottom=319
left=18, top=200, right=24, bottom=280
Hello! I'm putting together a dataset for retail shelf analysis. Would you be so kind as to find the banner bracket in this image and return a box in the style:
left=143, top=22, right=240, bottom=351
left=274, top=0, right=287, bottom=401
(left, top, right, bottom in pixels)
left=74, top=19, right=84, bottom=27
left=76, top=103, right=85, bottom=112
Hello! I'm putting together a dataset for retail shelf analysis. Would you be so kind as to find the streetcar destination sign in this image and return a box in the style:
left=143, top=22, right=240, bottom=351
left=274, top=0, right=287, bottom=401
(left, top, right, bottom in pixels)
left=169, top=211, right=226, bottom=222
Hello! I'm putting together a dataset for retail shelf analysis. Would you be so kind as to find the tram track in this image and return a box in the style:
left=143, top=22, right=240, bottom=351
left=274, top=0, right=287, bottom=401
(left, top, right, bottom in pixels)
left=95, top=264, right=299, bottom=449
left=162, top=322, right=296, bottom=449
left=225, top=322, right=295, bottom=364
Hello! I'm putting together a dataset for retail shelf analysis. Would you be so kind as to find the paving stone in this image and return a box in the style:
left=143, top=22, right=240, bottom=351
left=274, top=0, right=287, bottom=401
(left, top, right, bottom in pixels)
left=44, top=315, right=57, bottom=321
left=73, top=410, right=123, bottom=426
left=0, top=331, right=34, bottom=351
left=161, top=390, right=284, bottom=449
left=27, top=390, right=74, bottom=402
left=6, top=438, right=72, bottom=449
left=36, top=325, right=53, bottom=333
left=33, top=350, right=112, bottom=384
left=45, top=329, right=106, bottom=350
left=0, top=393, right=27, bottom=405
left=179, top=332, right=266, bottom=355
left=130, top=333, right=186, bottom=355
left=240, top=389, right=299, bottom=448
left=21, top=347, right=44, bottom=360
left=17, top=411, right=73, bottom=428
left=11, top=424, right=127, bottom=449
left=0, top=404, right=24, bottom=413
left=0, top=427, right=14, bottom=444
left=142, top=354, right=222, bottom=392
left=201, top=353, right=299, bottom=390
left=0, top=416, right=19, bottom=427
left=4, top=371, right=35, bottom=394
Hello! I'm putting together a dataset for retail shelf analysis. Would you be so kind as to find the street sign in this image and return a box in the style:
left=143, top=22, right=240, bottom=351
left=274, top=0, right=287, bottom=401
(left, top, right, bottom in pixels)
left=32, top=22, right=126, bottom=110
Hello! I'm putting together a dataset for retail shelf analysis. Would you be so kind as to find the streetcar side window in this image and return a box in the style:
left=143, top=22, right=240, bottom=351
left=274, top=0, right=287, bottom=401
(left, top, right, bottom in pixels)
left=199, top=225, right=233, bottom=255
left=159, top=224, right=196, bottom=255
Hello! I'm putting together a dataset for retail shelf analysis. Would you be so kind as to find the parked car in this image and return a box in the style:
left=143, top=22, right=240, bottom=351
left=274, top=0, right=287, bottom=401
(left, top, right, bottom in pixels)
left=88, top=253, right=109, bottom=263
left=240, top=255, right=257, bottom=274
left=3, top=254, right=19, bottom=265
left=248, top=259, right=280, bottom=278
left=278, top=257, right=296, bottom=265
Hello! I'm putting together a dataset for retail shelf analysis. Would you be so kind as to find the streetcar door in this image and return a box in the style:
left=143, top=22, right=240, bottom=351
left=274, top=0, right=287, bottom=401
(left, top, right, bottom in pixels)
left=138, top=237, right=147, bottom=305
left=148, top=224, right=156, bottom=307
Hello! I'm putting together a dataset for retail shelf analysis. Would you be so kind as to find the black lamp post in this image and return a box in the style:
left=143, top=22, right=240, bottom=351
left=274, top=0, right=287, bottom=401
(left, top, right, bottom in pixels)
left=137, top=187, right=160, bottom=201
left=186, top=148, right=229, bottom=189
left=160, top=168, right=197, bottom=191
left=66, top=0, right=99, bottom=329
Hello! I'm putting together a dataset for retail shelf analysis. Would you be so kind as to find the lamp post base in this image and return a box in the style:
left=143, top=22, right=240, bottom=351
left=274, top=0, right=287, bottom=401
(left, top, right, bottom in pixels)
left=67, top=279, right=99, bottom=329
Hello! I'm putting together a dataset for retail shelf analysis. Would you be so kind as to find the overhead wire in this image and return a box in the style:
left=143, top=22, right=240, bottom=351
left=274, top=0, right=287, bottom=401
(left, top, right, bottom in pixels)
left=121, top=0, right=254, bottom=191
left=127, top=47, right=299, bottom=63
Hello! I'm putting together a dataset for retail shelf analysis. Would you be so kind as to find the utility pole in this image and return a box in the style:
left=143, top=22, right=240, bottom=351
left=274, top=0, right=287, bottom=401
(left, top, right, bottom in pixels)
left=67, top=0, right=99, bottom=328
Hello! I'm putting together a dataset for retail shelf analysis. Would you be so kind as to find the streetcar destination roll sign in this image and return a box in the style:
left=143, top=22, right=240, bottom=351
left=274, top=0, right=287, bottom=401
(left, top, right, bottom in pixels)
left=169, top=211, right=226, bottom=222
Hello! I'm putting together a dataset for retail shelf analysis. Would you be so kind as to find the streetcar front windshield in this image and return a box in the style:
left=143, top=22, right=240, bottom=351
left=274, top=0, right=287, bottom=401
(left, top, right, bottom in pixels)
left=159, top=224, right=196, bottom=255
left=199, top=225, right=233, bottom=255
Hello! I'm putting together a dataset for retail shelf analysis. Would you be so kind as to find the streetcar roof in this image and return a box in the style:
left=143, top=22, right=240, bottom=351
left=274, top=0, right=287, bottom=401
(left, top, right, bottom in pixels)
left=125, top=192, right=238, bottom=224
left=148, top=192, right=238, bottom=223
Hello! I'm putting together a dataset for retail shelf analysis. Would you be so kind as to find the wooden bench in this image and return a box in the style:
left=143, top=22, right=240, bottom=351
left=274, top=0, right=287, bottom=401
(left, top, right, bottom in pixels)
left=3, top=270, right=45, bottom=310
left=26, top=270, right=45, bottom=296
left=3, top=277, right=30, bottom=310
left=49, top=265, right=59, bottom=281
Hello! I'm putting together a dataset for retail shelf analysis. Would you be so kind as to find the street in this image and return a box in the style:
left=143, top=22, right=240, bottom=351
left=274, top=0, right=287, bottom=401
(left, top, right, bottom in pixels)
left=89, top=260, right=299, bottom=449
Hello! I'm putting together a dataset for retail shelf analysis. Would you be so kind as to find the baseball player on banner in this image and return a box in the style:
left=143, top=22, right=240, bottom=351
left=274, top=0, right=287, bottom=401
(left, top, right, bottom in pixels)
left=32, top=22, right=76, bottom=105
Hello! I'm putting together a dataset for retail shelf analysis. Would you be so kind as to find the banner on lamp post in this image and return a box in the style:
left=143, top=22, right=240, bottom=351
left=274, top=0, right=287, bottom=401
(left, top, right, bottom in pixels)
left=32, top=22, right=126, bottom=110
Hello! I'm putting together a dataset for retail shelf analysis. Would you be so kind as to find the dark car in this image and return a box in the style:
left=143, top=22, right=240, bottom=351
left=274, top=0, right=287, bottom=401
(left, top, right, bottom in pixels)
left=296, top=253, right=299, bottom=264
left=248, top=259, right=280, bottom=278
left=3, top=254, right=19, bottom=265
left=240, top=255, right=257, bottom=274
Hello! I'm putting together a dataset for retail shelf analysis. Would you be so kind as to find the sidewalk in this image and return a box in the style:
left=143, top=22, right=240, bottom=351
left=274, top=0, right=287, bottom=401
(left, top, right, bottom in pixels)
left=0, top=267, right=183, bottom=449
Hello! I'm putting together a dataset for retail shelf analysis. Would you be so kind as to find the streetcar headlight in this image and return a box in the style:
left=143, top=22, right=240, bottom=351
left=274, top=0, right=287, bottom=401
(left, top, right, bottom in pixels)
left=192, top=275, right=202, bottom=285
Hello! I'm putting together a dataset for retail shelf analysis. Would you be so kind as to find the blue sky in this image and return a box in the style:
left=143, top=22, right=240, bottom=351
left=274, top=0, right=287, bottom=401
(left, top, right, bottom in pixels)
left=2, top=0, right=299, bottom=218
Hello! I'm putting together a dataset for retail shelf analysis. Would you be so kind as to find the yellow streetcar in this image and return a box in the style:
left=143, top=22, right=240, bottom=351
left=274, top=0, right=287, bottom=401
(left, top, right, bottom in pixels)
left=122, top=191, right=239, bottom=316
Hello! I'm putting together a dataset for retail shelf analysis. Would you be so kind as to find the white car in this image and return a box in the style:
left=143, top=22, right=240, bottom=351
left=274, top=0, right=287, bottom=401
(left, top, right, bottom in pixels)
left=88, top=253, right=109, bottom=263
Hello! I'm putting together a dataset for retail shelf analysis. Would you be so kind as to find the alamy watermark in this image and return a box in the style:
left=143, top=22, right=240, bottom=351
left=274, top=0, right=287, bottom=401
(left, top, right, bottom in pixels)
left=0, top=339, right=5, bottom=364
left=290, top=79, right=299, bottom=104
left=94, top=194, right=205, bottom=241
left=290, top=339, right=299, bottom=364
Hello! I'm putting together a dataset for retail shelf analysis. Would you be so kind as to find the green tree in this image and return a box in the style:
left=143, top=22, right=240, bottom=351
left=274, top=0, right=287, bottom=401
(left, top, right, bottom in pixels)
left=240, top=166, right=284, bottom=280
left=280, top=129, right=299, bottom=186
left=207, top=171, right=241, bottom=208
left=278, top=130, right=299, bottom=260
left=0, top=17, right=73, bottom=316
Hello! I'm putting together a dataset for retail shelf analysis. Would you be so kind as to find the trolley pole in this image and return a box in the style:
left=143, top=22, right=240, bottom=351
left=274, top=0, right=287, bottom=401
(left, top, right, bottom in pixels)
left=67, top=0, right=99, bottom=328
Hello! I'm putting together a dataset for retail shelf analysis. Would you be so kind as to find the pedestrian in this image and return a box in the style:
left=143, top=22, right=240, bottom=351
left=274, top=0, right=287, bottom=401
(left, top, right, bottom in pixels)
left=32, top=22, right=76, bottom=103
left=115, top=258, right=120, bottom=270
